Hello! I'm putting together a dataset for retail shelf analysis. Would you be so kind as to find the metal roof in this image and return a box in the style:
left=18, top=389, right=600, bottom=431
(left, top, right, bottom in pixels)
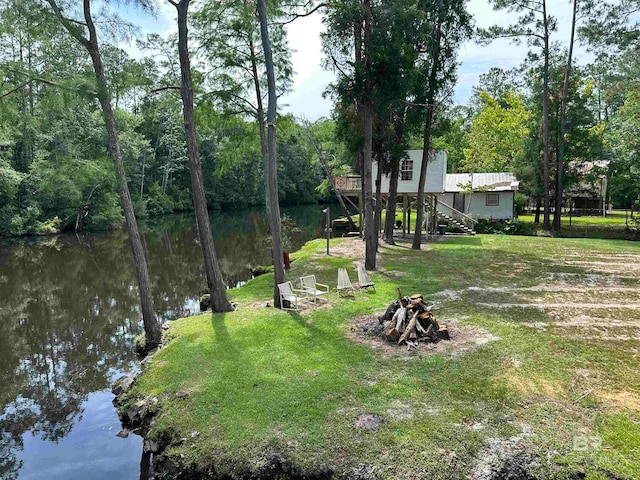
left=445, top=173, right=519, bottom=192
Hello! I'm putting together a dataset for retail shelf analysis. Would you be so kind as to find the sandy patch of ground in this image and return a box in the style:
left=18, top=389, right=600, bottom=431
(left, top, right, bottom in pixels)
left=597, top=390, right=640, bottom=412
left=436, top=249, right=640, bottom=345
left=547, top=272, right=638, bottom=286
left=347, top=314, right=499, bottom=358
left=315, top=237, right=365, bottom=261
left=490, top=261, right=530, bottom=277
left=561, top=260, right=640, bottom=276
left=476, top=302, right=640, bottom=310
left=557, top=253, right=640, bottom=260
left=505, top=370, right=564, bottom=398
left=384, top=399, right=442, bottom=422
left=470, top=424, right=538, bottom=480
left=382, top=270, right=406, bottom=278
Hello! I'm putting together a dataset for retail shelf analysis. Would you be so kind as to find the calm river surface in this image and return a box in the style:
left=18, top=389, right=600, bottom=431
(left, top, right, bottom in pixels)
left=0, top=205, right=336, bottom=480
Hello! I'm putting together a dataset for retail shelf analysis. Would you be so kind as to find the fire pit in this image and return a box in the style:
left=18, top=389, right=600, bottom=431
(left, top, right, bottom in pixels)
left=378, top=290, right=449, bottom=351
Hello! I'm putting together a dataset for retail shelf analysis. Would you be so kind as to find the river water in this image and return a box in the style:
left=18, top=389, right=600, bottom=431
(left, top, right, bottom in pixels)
left=0, top=205, right=336, bottom=480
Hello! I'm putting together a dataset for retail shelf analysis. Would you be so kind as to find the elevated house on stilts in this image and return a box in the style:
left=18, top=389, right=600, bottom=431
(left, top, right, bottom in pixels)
left=334, top=150, right=467, bottom=235
left=333, top=150, right=520, bottom=236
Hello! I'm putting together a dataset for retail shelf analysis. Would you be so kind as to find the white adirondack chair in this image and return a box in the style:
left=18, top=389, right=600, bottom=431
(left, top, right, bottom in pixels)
left=337, top=268, right=355, bottom=297
left=277, top=281, right=308, bottom=311
left=357, top=265, right=376, bottom=292
left=299, top=275, right=329, bottom=303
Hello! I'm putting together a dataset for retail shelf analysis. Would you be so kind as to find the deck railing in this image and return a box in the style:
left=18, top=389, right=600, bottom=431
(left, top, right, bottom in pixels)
left=432, top=198, right=478, bottom=230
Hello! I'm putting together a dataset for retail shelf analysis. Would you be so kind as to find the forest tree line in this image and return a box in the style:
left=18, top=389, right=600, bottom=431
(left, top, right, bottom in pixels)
left=0, top=0, right=351, bottom=237
left=1, top=0, right=639, bottom=244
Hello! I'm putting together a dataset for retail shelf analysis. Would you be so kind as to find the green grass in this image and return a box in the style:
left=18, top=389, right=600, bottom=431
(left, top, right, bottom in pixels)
left=519, top=210, right=630, bottom=227
left=131, top=235, right=640, bottom=479
left=511, top=211, right=635, bottom=239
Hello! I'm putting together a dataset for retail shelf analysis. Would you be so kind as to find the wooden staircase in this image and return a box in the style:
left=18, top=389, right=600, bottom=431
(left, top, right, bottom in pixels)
left=426, top=197, right=477, bottom=235
left=435, top=211, right=476, bottom=235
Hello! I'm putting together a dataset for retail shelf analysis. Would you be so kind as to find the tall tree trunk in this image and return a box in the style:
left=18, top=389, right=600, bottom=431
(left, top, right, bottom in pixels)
left=384, top=155, right=400, bottom=244
left=412, top=101, right=435, bottom=250
left=358, top=0, right=376, bottom=270
left=554, top=0, right=578, bottom=231
left=412, top=74, right=439, bottom=248
left=46, top=0, right=162, bottom=348
left=175, top=0, right=233, bottom=312
left=362, top=101, right=376, bottom=269
left=249, top=38, right=270, bottom=219
left=374, top=154, right=383, bottom=251
left=542, top=0, right=552, bottom=230
left=257, top=0, right=286, bottom=306
left=413, top=6, right=442, bottom=250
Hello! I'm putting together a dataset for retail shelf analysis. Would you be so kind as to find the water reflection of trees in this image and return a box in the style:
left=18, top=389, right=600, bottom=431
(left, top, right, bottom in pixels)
left=0, top=205, right=328, bottom=479
left=0, top=229, right=203, bottom=478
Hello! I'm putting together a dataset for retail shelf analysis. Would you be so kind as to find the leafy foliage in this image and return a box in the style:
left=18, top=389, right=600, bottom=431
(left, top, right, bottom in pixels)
left=0, top=3, right=332, bottom=237
left=463, top=91, right=532, bottom=172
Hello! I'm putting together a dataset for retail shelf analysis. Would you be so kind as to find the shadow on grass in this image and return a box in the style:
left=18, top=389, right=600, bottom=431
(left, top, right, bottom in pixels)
left=440, top=236, right=483, bottom=246
left=210, top=312, right=230, bottom=343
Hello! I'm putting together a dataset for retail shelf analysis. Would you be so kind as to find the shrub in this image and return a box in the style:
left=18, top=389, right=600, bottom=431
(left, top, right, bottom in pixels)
left=475, top=218, right=534, bottom=235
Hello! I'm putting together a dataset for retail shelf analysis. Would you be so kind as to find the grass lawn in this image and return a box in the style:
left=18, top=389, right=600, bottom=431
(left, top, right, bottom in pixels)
left=518, top=210, right=630, bottom=227
left=517, top=211, right=640, bottom=240
left=130, top=235, right=640, bottom=479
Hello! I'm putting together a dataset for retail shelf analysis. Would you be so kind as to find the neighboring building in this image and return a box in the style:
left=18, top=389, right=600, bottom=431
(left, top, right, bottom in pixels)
left=333, top=150, right=519, bottom=233
left=564, top=160, right=609, bottom=215
left=441, top=173, right=520, bottom=220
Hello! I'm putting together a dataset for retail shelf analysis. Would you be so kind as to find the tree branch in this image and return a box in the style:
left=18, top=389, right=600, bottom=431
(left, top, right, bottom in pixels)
left=329, top=54, right=349, bottom=77
left=150, top=85, right=181, bottom=93
left=44, top=0, right=89, bottom=46
left=277, top=3, right=328, bottom=25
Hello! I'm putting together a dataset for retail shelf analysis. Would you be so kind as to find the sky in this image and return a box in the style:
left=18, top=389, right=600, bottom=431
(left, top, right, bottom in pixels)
left=125, top=0, right=594, bottom=121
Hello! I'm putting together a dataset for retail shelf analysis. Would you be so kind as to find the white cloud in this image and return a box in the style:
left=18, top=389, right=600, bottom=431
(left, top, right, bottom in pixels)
left=455, top=0, right=596, bottom=104
left=285, top=13, right=327, bottom=87
left=122, top=0, right=597, bottom=117
left=281, top=12, right=334, bottom=120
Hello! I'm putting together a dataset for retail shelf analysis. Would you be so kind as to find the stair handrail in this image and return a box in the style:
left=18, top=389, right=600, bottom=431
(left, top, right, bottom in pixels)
left=432, top=198, right=478, bottom=228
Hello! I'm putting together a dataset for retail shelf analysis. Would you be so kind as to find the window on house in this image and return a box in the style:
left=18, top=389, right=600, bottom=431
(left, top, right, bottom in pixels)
left=400, top=160, right=413, bottom=181
left=486, top=193, right=500, bottom=206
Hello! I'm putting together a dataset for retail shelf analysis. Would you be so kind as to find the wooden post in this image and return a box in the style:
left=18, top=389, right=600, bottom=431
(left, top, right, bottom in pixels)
left=408, top=203, right=411, bottom=236
left=359, top=191, right=364, bottom=236
left=569, top=199, right=572, bottom=226
left=402, top=195, right=408, bottom=238
left=432, top=195, right=438, bottom=234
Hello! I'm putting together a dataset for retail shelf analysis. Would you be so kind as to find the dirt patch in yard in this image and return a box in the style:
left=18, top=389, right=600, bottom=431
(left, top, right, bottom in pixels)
left=440, top=248, right=640, bottom=346
left=470, top=424, right=542, bottom=480
left=561, top=260, right=640, bottom=276
left=597, top=390, right=640, bottom=412
left=505, top=371, right=564, bottom=399
left=347, top=314, right=499, bottom=358
left=314, top=237, right=365, bottom=261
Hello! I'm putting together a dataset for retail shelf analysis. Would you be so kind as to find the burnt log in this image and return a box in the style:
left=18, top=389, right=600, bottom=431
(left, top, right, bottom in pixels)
left=385, top=327, right=400, bottom=342
left=437, top=325, right=450, bottom=341
left=379, top=300, right=400, bottom=324
left=398, top=312, right=419, bottom=345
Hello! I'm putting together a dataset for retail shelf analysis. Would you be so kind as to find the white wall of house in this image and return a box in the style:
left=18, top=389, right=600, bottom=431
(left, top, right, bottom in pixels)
left=372, top=150, right=447, bottom=194
left=438, top=191, right=515, bottom=220
left=439, top=193, right=456, bottom=209
left=468, top=192, right=514, bottom=219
